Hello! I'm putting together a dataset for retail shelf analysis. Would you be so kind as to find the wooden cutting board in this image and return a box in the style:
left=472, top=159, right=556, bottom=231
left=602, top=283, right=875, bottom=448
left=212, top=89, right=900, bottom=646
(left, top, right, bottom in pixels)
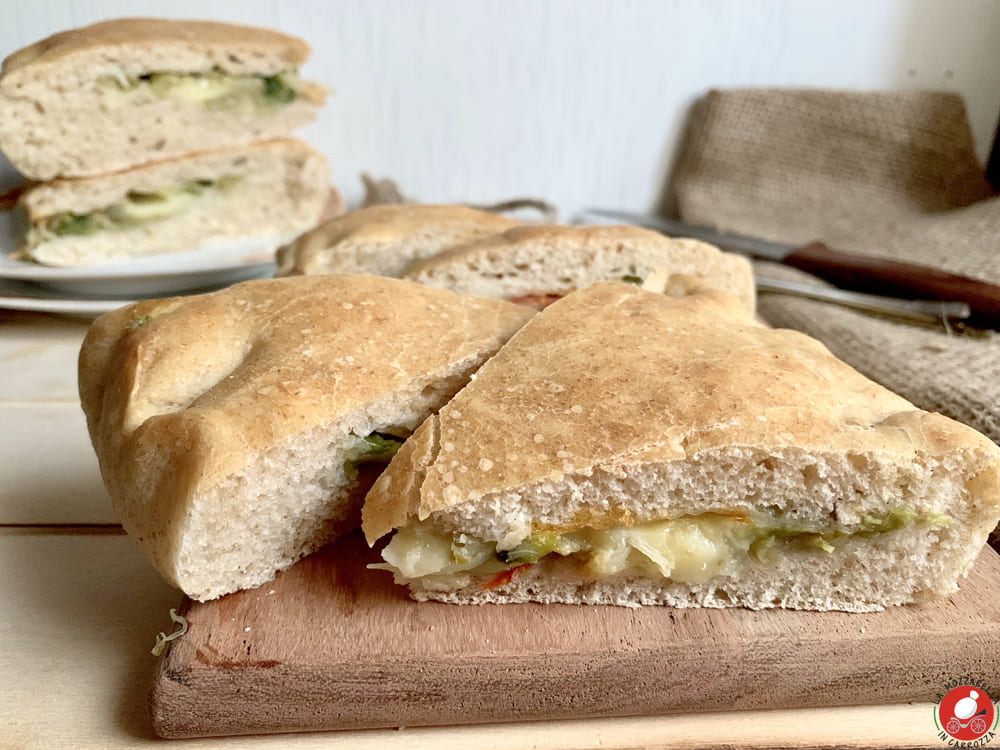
left=151, top=533, right=1000, bottom=739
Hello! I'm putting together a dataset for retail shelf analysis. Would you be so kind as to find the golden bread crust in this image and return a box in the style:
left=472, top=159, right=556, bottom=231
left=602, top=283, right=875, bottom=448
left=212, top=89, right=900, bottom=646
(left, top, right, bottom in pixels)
left=363, top=282, right=1000, bottom=541
left=275, top=204, right=521, bottom=277
left=1, top=17, right=310, bottom=82
left=79, top=275, right=534, bottom=585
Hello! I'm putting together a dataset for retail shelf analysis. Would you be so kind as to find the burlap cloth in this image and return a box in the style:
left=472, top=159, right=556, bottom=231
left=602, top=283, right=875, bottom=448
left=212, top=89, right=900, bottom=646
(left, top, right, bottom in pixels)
left=673, top=89, right=1000, bottom=445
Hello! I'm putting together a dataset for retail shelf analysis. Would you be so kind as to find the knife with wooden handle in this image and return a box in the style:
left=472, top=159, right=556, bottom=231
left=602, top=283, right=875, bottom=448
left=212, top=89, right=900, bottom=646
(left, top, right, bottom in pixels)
left=579, top=209, right=1000, bottom=330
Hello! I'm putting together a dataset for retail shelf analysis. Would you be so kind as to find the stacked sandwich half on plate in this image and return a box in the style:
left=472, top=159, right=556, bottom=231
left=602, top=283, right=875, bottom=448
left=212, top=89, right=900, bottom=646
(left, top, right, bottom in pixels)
left=78, top=206, right=1000, bottom=612
left=0, top=18, right=331, bottom=268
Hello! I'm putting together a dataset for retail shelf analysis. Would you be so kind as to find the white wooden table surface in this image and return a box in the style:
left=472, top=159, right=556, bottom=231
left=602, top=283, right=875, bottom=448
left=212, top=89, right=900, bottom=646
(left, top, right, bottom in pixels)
left=0, top=308, right=939, bottom=749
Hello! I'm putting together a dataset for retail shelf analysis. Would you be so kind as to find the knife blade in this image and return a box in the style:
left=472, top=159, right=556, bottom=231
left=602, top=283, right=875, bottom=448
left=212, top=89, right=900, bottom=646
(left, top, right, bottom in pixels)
left=755, top=277, right=970, bottom=328
left=578, top=208, right=1000, bottom=330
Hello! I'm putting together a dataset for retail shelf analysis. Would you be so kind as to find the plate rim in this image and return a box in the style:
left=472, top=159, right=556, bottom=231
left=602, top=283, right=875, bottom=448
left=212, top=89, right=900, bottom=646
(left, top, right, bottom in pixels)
left=0, top=291, right=134, bottom=315
left=0, top=249, right=279, bottom=282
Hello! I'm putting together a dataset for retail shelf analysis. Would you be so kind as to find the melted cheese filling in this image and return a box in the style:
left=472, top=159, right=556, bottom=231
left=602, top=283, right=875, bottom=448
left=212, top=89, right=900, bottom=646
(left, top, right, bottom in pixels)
left=23, top=176, right=243, bottom=251
left=94, top=70, right=300, bottom=112
left=374, top=508, right=950, bottom=591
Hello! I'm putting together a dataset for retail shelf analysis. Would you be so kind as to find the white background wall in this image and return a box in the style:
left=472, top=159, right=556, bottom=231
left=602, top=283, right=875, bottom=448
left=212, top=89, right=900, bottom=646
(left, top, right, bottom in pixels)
left=2, top=0, right=1000, bottom=217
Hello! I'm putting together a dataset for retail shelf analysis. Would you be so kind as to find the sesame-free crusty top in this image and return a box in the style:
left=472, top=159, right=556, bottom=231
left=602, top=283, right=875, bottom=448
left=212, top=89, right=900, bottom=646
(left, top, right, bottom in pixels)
left=1, top=17, right=310, bottom=88
left=363, top=281, right=1000, bottom=541
left=275, top=204, right=521, bottom=278
left=78, top=274, right=534, bottom=596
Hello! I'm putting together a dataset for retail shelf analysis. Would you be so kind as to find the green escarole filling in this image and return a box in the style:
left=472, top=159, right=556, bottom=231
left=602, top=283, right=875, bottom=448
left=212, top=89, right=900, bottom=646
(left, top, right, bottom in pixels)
left=95, top=70, right=300, bottom=111
left=342, top=432, right=407, bottom=481
left=23, top=175, right=243, bottom=250
left=374, top=507, right=952, bottom=589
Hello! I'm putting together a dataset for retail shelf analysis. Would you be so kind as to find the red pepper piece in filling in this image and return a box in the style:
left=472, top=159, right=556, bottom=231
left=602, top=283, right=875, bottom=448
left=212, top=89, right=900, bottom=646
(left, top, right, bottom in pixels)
left=481, top=563, right=534, bottom=590
left=508, top=293, right=564, bottom=310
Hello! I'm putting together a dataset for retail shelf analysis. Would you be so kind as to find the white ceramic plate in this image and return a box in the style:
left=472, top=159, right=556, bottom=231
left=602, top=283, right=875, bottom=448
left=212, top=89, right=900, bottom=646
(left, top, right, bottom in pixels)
left=0, top=211, right=283, bottom=297
left=0, top=278, right=135, bottom=317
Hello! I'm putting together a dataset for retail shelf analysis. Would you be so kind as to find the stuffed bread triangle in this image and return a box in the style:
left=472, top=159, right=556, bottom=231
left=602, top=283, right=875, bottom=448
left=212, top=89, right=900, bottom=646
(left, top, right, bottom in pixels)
left=363, top=281, right=1000, bottom=611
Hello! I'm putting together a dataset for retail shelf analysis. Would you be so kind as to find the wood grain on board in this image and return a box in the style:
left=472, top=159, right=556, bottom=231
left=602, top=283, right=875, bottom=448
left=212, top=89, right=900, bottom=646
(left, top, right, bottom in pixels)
left=151, top=533, right=1000, bottom=739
